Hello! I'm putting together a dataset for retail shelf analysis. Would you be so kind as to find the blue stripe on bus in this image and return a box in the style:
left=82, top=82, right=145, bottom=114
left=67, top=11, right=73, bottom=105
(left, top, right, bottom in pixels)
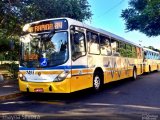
left=19, top=65, right=88, bottom=70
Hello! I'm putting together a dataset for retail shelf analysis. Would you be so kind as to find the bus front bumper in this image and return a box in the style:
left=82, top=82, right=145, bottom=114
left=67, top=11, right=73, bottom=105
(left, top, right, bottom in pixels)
left=19, top=79, right=70, bottom=93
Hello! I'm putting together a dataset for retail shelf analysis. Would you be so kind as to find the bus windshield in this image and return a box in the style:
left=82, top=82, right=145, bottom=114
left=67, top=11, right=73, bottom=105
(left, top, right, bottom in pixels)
left=20, top=32, right=68, bottom=68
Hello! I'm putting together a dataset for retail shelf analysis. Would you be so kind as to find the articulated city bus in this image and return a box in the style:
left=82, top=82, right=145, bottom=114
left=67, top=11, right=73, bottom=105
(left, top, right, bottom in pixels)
left=143, top=48, right=160, bottom=73
left=19, top=18, right=143, bottom=93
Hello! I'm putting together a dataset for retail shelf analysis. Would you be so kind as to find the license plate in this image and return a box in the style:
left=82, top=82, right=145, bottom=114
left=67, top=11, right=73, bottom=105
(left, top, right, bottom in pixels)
left=34, top=88, right=44, bottom=92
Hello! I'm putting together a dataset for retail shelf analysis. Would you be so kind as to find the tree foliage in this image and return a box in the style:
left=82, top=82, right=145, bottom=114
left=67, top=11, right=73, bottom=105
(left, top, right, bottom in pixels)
left=146, top=46, right=160, bottom=52
left=15, top=0, right=92, bottom=23
left=121, top=0, right=160, bottom=37
left=0, top=0, right=92, bottom=54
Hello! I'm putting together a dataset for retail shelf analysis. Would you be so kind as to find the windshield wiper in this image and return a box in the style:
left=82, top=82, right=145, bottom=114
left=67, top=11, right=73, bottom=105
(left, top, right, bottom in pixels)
left=43, top=30, right=55, bottom=41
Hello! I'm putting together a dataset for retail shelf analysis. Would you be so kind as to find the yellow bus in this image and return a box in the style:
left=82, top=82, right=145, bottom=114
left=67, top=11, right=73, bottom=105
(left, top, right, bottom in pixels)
left=143, top=48, right=160, bottom=73
left=19, top=18, right=143, bottom=93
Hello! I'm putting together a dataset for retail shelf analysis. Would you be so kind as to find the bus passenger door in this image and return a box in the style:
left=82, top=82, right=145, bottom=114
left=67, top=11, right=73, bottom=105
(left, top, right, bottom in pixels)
left=70, top=27, right=89, bottom=92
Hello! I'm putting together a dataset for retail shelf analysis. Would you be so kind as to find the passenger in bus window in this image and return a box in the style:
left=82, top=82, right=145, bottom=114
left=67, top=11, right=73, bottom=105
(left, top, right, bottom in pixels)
left=100, top=38, right=111, bottom=56
left=105, top=39, right=111, bottom=55
left=88, top=32, right=100, bottom=54
left=111, top=41, right=120, bottom=56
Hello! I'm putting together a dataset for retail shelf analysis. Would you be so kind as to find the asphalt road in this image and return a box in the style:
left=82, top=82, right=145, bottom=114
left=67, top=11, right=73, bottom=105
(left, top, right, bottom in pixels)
left=0, top=72, right=160, bottom=120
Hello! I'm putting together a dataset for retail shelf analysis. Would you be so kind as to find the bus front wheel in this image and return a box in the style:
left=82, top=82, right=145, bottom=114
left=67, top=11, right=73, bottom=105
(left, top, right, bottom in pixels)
left=93, top=72, right=103, bottom=91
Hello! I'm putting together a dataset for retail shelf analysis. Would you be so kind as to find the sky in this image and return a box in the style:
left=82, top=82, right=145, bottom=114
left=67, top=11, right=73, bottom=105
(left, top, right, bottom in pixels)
left=85, top=0, right=160, bottom=49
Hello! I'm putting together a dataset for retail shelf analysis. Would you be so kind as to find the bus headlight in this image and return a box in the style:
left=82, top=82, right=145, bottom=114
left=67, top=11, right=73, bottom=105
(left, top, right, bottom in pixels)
left=19, top=73, right=27, bottom=81
left=54, top=71, right=70, bottom=82
left=19, top=73, right=23, bottom=78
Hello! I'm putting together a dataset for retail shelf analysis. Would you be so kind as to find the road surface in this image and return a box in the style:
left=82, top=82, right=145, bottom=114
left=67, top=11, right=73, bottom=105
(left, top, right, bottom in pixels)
left=0, top=72, right=160, bottom=120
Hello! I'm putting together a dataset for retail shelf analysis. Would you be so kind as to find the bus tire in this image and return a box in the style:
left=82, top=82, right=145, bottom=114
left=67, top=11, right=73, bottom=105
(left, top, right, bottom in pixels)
left=132, top=68, right=137, bottom=80
left=93, top=71, right=103, bottom=91
left=149, top=65, right=151, bottom=73
left=157, top=65, right=159, bottom=71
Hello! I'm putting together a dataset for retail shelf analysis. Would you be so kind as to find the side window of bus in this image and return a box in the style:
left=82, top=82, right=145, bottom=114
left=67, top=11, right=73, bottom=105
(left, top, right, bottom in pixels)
left=118, top=42, right=126, bottom=57
left=111, top=39, right=120, bottom=56
left=153, top=53, right=155, bottom=59
left=148, top=51, right=151, bottom=59
left=71, top=31, right=86, bottom=60
left=126, top=44, right=132, bottom=58
left=139, top=48, right=143, bottom=59
left=136, top=47, right=142, bottom=59
left=100, top=35, right=111, bottom=56
left=87, top=31, right=100, bottom=54
left=132, top=46, right=137, bottom=58
left=156, top=53, right=159, bottom=60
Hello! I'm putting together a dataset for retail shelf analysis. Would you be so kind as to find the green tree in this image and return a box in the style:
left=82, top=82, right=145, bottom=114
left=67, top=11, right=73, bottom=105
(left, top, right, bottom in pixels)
left=0, top=0, right=92, bottom=54
left=146, top=46, right=160, bottom=52
left=14, top=0, right=92, bottom=23
left=121, top=0, right=160, bottom=37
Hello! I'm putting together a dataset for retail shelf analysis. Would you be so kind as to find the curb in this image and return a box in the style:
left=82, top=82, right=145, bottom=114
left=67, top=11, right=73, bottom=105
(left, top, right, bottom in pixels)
left=0, top=92, right=22, bottom=101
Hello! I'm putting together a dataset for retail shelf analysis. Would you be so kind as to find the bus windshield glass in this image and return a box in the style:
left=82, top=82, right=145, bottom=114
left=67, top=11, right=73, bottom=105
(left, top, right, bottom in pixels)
left=20, top=32, right=68, bottom=68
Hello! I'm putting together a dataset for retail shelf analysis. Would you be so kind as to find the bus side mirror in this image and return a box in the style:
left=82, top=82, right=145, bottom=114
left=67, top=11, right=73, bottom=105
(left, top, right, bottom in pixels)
left=70, top=26, right=75, bottom=34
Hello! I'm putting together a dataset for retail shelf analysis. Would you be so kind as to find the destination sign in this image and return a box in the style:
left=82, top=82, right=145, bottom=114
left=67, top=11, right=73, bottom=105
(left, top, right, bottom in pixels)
left=27, top=19, right=68, bottom=33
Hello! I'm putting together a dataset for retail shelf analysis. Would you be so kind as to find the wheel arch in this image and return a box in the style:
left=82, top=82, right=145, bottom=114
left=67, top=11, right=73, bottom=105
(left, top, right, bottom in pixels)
left=133, top=65, right=137, bottom=72
left=93, top=67, right=104, bottom=84
left=149, top=65, right=151, bottom=72
left=132, top=65, right=137, bottom=80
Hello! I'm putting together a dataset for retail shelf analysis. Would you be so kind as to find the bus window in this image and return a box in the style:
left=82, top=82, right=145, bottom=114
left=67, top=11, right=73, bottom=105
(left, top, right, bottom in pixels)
left=71, top=31, right=86, bottom=60
left=156, top=54, right=159, bottom=60
left=100, top=35, right=111, bottom=56
left=118, top=42, right=126, bottom=57
left=139, top=48, right=143, bottom=59
left=136, top=47, right=142, bottom=59
left=87, top=31, right=100, bottom=54
left=148, top=51, right=151, bottom=59
left=111, top=38, right=120, bottom=56
left=126, top=44, right=132, bottom=58
left=132, top=46, right=137, bottom=58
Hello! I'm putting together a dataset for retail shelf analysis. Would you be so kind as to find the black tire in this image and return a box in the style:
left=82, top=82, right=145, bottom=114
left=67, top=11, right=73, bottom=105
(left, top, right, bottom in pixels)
left=132, top=68, right=137, bottom=80
left=157, top=65, right=159, bottom=72
left=149, top=65, right=151, bottom=73
left=93, top=71, right=103, bottom=91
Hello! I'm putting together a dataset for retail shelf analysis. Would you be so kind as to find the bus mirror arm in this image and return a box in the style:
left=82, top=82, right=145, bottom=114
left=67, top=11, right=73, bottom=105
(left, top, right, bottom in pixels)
left=47, top=30, right=55, bottom=39
left=70, top=30, right=75, bottom=34
left=70, top=26, right=75, bottom=34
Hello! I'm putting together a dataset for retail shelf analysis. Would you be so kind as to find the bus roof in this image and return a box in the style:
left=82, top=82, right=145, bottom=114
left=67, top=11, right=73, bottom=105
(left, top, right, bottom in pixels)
left=24, top=17, right=142, bottom=48
left=143, top=48, right=159, bottom=54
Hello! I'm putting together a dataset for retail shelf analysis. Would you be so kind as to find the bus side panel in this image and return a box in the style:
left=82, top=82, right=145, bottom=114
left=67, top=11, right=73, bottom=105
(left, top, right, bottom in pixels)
left=111, top=56, right=133, bottom=81
left=104, top=69, right=113, bottom=84
left=144, top=59, right=158, bottom=72
left=151, top=61, right=158, bottom=71
left=111, top=56, right=119, bottom=81
left=103, top=56, right=112, bottom=84
left=143, top=64, right=149, bottom=72
left=136, top=65, right=142, bottom=75
left=127, top=58, right=133, bottom=77
left=70, top=74, right=93, bottom=92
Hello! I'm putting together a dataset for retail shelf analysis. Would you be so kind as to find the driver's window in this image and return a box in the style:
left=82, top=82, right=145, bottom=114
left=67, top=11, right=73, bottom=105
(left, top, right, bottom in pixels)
left=71, top=30, right=86, bottom=60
